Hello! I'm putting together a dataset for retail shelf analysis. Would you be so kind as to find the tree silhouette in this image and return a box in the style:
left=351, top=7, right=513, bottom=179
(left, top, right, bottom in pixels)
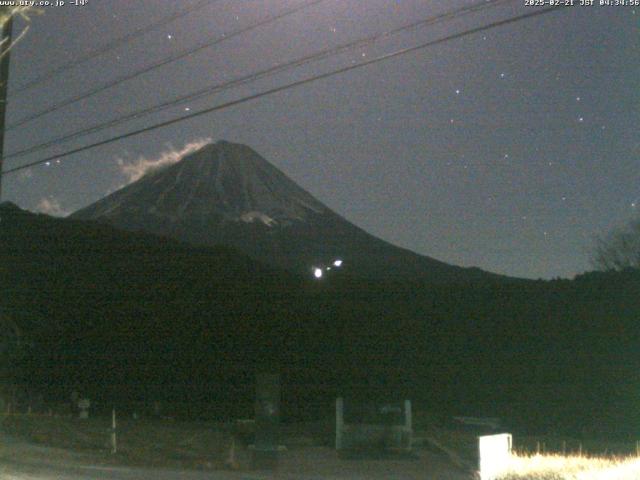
left=592, top=217, right=640, bottom=271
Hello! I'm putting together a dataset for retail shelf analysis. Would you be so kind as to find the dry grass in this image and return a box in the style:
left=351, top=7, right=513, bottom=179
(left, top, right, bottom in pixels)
left=499, top=452, right=640, bottom=480
left=417, top=423, right=640, bottom=480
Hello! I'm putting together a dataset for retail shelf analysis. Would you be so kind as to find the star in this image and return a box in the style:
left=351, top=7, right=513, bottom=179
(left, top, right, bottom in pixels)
left=578, top=117, right=584, bottom=122
left=184, top=107, right=191, bottom=112
left=500, top=72, right=505, bottom=78
left=576, top=96, right=581, bottom=102
left=455, top=89, right=460, bottom=95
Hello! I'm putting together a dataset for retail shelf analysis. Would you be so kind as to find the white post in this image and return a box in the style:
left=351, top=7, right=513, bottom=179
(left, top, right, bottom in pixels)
left=336, top=397, right=344, bottom=450
left=404, top=400, right=412, bottom=430
left=404, top=399, right=412, bottom=450
left=111, top=408, right=117, bottom=454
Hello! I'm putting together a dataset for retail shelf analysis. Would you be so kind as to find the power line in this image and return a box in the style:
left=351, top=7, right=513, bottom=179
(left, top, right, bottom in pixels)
left=6, top=0, right=326, bottom=131
left=11, top=0, right=221, bottom=95
left=2, top=5, right=569, bottom=176
left=4, top=0, right=516, bottom=161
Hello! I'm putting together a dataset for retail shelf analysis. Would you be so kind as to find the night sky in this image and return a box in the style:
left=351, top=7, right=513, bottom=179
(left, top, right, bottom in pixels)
left=2, top=0, right=638, bottom=279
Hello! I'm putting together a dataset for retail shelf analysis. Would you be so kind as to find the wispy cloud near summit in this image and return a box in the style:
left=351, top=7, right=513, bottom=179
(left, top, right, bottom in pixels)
left=117, top=138, right=211, bottom=184
left=36, top=197, right=69, bottom=217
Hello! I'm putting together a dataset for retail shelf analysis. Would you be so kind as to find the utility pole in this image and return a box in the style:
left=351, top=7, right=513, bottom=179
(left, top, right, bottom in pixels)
left=0, top=7, right=13, bottom=201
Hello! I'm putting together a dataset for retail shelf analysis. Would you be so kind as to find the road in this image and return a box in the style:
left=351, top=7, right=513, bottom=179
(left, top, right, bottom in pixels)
left=0, top=433, right=473, bottom=480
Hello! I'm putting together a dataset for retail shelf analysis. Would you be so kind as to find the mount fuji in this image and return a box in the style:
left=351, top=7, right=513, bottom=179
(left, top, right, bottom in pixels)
left=72, top=140, right=496, bottom=281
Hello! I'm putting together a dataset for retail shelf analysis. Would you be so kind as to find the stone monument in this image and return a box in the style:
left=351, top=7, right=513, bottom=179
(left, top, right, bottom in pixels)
left=251, top=373, right=280, bottom=470
left=77, top=398, right=90, bottom=419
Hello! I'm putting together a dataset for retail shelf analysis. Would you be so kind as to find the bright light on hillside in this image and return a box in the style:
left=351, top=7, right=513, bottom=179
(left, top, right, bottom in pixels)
left=313, top=268, right=323, bottom=279
left=333, top=259, right=343, bottom=267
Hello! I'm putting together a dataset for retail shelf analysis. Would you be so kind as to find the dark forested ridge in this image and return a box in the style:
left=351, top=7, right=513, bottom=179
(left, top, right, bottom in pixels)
left=2, top=202, right=639, bottom=438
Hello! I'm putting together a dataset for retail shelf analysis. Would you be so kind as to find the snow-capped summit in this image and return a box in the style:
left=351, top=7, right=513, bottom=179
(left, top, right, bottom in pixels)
left=72, top=140, right=495, bottom=281
left=78, top=140, right=326, bottom=226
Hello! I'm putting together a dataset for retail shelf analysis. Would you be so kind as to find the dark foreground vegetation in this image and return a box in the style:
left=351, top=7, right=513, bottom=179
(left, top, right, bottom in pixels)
left=1, top=203, right=639, bottom=440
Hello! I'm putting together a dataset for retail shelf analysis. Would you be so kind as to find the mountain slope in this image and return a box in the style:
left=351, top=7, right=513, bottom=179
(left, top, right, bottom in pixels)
left=72, top=140, right=499, bottom=282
